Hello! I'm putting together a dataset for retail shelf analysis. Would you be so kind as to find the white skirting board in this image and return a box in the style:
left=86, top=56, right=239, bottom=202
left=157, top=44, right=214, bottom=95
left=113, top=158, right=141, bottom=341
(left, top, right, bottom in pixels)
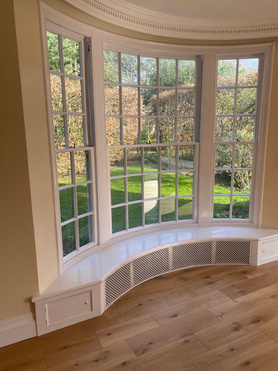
left=0, top=313, right=37, bottom=348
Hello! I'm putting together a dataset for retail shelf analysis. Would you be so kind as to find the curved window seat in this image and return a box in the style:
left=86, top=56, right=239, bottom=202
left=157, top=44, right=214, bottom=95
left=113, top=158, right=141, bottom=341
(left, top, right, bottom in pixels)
left=32, top=226, right=278, bottom=335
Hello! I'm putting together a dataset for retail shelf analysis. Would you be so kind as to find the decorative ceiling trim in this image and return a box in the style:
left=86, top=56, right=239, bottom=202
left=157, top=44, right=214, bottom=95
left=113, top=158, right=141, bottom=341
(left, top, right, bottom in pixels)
left=65, top=0, right=278, bottom=40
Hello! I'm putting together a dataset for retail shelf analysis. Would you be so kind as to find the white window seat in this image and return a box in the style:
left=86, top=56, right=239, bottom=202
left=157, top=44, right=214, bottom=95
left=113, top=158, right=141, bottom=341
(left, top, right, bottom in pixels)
left=32, top=225, right=278, bottom=335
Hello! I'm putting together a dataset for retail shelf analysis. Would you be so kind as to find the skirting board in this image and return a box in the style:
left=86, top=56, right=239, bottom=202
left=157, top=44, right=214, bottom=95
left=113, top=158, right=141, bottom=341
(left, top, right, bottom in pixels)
left=0, top=313, right=37, bottom=348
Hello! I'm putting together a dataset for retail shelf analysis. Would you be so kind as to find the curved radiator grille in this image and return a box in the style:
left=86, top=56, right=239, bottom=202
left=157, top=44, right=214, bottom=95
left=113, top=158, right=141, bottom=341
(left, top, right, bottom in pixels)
left=105, top=239, right=251, bottom=308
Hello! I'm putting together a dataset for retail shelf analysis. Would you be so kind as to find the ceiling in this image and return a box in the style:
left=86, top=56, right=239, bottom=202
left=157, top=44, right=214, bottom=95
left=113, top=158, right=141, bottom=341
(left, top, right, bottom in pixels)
left=65, top=0, right=278, bottom=40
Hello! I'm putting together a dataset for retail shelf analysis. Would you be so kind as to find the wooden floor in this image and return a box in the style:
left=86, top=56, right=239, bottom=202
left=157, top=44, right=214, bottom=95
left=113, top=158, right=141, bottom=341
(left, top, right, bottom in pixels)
left=3, top=261, right=278, bottom=370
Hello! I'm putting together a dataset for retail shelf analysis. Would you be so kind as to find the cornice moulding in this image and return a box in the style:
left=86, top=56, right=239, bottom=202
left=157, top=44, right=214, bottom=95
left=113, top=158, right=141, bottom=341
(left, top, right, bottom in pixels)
left=65, top=0, right=278, bottom=40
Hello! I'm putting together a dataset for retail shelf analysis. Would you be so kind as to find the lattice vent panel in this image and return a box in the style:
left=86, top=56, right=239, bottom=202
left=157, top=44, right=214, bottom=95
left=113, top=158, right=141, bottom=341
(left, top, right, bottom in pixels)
left=215, top=240, right=250, bottom=264
left=133, top=248, right=170, bottom=286
left=172, top=241, right=213, bottom=270
left=105, top=263, right=132, bottom=308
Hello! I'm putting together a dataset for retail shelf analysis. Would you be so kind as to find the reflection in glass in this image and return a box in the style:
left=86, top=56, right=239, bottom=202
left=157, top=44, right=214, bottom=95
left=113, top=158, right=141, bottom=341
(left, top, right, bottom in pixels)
left=235, top=144, right=253, bottom=169
left=145, top=200, right=159, bottom=225
left=159, top=118, right=175, bottom=143
left=161, top=173, right=176, bottom=197
left=215, top=117, right=233, bottom=142
left=65, top=78, right=82, bottom=112
left=50, top=75, right=63, bottom=111
left=56, top=152, right=72, bottom=186
left=233, top=170, right=252, bottom=194
left=177, top=118, right=194, bottom=143
left=110, top=148, right=124, bottom=176
left=77, top=184, right=92, bottom=215
left=177, top=90, right=195, bottom=116
left=106, top=117, right=120, bottom=146
left=217, top=60, right=237, bottom=86
left=129, top=203, right=142, bottom=229
left=104, top=50, right=119, bottom=83
left=235, top=116, right=255, bottom=142
left=60, top=188, right=74, bottom=222
left=112, top=206, right=126, bottom=233
left=140, top=57, right=157, bottom=85
left=214, top=171, right=232, bottom=194
left=47, top=32, right=60, bottom=72
left=161, top=146, right=176, bottom=170
left=62, top=222, right=76, bottom=256
left=213, top=196, right=230, bottom=218
left=128, top=176, right=142, bottom=202
left=123, top=118, right=138, bottom=145
left=79, top=215, right=93, bottom=246
left=178, top=60, right=196, bottom=87
left=178, top=146, right=194, bottom=169
left=75, top=151, right=90, bottom=182
left=68, top=115, right=84, bottom=148
left=63, top=37, right=80, bottom=76
left=127, top=148, right=141, bottom=174
left=122, top=54, right=138, bottom=84
left=144, top=174, right=158, bottom=199
left=111, top=178, right=125, bottom=205
left=178, top=172, right=193, bottom=196
left=238, top=59, right=258, bottom=86
left=105, top=85, right=120, bottom=115
left=141, top=119, right=157, bottom=144
left=144, top=147, right=159, bottom=172
left=159, top=89, right=176, bottom=116
left=161, top=198, right=175, bottom=222
left=236, top=88, right=257, bottom=114
left=216, top=89, right=235, bottom=115
left=53, top=115, right=65, bottom=149
left=178, top=197, right=193, bottom=220
left=159, top=59, right=176, bottom=86
left=232, top=196, right=250, bottom=219
left=215, top=144, right=233, bottom=169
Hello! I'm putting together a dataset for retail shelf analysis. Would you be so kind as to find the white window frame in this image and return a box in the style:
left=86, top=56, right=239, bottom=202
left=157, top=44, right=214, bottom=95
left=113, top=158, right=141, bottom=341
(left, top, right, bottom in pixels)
left=41, top=3, right=274, bottom=272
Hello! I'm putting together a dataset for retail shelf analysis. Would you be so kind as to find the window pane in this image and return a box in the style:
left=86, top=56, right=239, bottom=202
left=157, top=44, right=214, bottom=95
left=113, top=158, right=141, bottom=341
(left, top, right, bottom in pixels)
left=140, top=57, right=157, bottom=85
left=214, top=171, right=232, bottom=194
left=178, top=172, right=193, bottom=196
left=141, top=119, right=157, bottom=144
left=238, top=59, right=258, bottom=86
left=235, top=144, right=253, bottom=169
left=177, top=90, right=195, bottom=116
left=111, top=178, right=125, bottom=205
left=178, top=197, right=193, bottom=220
left=122, top=87, right=138, bottom=116
left=104, top=50, right=119, bottom=83
left=47, top=32, right=60, bottom=72
left=159, top=59, right=176, bottom=86
left=217, top=60, right=237, bottom=86
left=53, top=114, right=65, bottom=149
left=79, top=215, right=93, bottom=247
left=112, top=206, right=126, bottom=233
left=77, top=184, right=92, bottom=215
left=161, top=173, right=176, bottom=197
left=178, top=60, right=196, bottom=87
left=144, top=147, right=159, bottom=172
left=105, top=85, right=120, bottom=115
left=128, top=176, right=142, bottom=202
left=233, top=170, right=252, bottom=194
left=145, top=200, right=159, bottom=225
left=63, top=37, right=80, bottom=76
left=60, top=188, right=74, bottom=222
left=141, top=88, right=157, bottom=115
left=129, top=203, right=142, bottom=229
left=232, top=196, right=250, bottom=219
left=65, top=78, right=82, bottom=112
left=106, top=117, right=121, bottom=146
left=56, top=152, right=72, bottom=186
left=123, top=118, right=138, bottom=145
left=50, top=75, right=63, bottom=111
left=177, top=118, right=194, bottom=143
left=178, top=146, right=194, bottom=169
left=161, top=146, right=176, bottom=170
left=214, top=196, right=230, bottom=218
left=215, top=117, right=233, bottom=142
left=236, top=88, right=257, bottom=114
left=159, top=89, right=176, bottom=116
left=122, top=54, right=138, bottom=84
left=62, top=222, right=76, bottom=257
left=110, top=149, right=124, bottom=176
left=68, top=115, right=84, bottom=148
left=235, top=116, right=255, bottom=142
left=215, top=144, right=233, bottom=169
left=127, top=148, right=141, bottom=174
left=75, top=151, right=90, bottom=182
left=144, top=174, right=158, bottom=199
left=161, top=198, right=175, bottom=222
left=216, top=89, right=235, bottom=115
left=159, top=118, right=175, bottom=143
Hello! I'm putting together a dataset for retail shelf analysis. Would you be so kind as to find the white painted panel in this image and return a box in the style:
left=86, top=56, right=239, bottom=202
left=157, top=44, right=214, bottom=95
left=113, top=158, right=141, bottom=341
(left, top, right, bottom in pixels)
left=258, top=237, right=278, bottom=265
